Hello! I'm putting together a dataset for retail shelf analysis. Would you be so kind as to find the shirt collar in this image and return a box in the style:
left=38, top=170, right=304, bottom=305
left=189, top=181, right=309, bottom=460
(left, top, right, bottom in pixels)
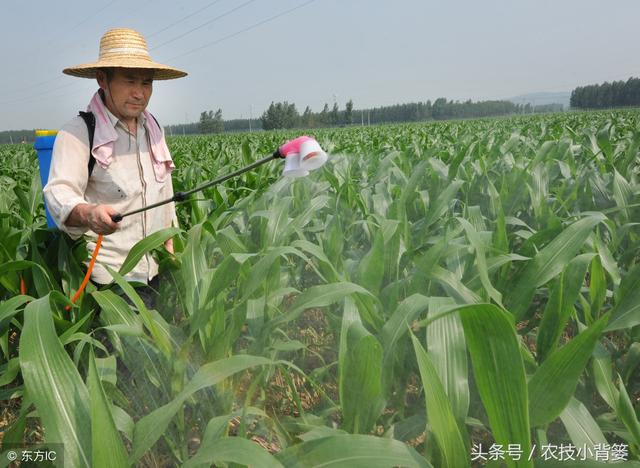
left=102, top=104, right=147, bottom=130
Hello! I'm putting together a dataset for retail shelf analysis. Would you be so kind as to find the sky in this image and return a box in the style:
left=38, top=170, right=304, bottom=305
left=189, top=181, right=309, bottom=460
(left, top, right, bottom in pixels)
left=1, top=0, right=638, bottom=131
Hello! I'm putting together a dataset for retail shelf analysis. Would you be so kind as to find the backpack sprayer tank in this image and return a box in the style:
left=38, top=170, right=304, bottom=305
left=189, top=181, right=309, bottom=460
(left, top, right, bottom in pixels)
left=34, top=130, right=58, bottom=228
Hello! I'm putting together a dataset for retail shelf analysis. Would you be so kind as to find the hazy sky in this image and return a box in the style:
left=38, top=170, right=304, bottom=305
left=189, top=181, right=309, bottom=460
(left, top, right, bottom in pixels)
left=1, top=0, right=638, bottom=130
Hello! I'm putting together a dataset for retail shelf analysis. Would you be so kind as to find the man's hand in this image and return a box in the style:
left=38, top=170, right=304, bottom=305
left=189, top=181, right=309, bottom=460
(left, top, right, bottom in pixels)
left=164, top=237, right=174, bottom=254
left=88, top=205, right=120, bottom=234
left=66, top=203, right=120, bottom=234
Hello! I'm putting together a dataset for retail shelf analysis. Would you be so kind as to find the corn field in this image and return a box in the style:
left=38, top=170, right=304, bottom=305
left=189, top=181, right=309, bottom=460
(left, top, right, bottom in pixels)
left=0, top=110, right=639, bottom=467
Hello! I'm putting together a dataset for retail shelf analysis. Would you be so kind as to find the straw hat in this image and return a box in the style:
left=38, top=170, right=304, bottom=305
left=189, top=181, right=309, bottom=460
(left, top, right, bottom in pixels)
left=63, top=28, right=187, bottom=80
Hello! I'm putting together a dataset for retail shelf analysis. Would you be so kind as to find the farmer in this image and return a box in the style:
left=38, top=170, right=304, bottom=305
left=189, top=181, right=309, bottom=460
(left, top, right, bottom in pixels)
left=43, top=28, right=187, bottom=300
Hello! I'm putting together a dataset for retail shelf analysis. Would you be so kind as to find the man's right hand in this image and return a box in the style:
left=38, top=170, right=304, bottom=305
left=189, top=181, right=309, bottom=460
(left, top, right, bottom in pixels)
left=65, top=203, right=121, bottom=234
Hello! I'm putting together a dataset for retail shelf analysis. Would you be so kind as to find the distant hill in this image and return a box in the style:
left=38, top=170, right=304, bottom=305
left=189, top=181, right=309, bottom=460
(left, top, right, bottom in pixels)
left=508, top=92, right=571, bottom=109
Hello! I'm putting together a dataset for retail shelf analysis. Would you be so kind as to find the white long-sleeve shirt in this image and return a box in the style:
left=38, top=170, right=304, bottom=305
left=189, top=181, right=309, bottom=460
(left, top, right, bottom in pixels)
left=43, top=107, right=178, bottom=284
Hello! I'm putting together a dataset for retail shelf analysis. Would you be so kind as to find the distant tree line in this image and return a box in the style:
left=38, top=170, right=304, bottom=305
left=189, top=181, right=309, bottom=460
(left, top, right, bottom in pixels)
left=0, top=96, right=566, bottom=144
left=571, top=77, right=640, bottom=109
left=259, top=98, right=556, bottom=130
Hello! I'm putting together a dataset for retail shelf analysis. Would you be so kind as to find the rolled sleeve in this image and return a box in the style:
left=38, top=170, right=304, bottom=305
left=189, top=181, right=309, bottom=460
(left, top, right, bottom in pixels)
left=43, top=121, right=91, bottom=239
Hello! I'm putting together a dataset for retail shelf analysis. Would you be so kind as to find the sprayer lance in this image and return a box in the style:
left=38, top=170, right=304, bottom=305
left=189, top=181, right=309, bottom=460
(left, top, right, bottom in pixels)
left=111, top=151, right=282, bottom=223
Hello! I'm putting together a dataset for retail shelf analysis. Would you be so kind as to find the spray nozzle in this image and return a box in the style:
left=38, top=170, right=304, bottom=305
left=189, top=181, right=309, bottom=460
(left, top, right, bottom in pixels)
left=278, top=136, right=328, bottom=177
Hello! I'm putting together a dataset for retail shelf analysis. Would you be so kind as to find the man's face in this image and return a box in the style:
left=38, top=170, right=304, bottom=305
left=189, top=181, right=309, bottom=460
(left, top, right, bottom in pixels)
left=97, top=68, right=154, bottom=123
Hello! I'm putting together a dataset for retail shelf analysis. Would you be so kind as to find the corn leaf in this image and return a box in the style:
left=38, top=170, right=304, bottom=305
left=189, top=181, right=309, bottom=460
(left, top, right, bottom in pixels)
left=617, top=378, right=640, bottom=448
left=118, top=226, right=180, bottom=276
left=507, top=214, right=605, bottom=320
left=87, top=349, right=128, bottom=468
left=559, top=397, right=608, bottom=456
left=536, top=254, right=593, bottom=363
left=528, top=314, right=609, bottom=428
left=275, top=434, right=432, bottom=468
left=19, top=295, right=92, bottom=468
left=456, top=303, right=532, bottom=468
left=183, top=437, right=283, bottom=468
left=426, top=297, right=469, bottom=428
left=130, top=354, right=273, bottom=463
left=411, top=333, right=469, bottom=467
left=341, top=321, right=385, bottom=434
left=606, top=262, right=640, bottom=331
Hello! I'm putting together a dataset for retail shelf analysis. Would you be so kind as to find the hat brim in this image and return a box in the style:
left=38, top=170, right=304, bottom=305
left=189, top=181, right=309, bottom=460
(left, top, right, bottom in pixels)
left=63, top=58, right=187, bottom=80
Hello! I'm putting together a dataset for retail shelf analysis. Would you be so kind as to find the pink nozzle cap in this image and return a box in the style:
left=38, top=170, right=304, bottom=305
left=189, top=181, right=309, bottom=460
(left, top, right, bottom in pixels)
left=278, top=136, right=313, bottom=157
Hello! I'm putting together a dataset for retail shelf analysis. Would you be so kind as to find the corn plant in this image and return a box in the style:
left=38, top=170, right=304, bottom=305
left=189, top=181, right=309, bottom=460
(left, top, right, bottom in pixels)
left=1, top=110, right=639, bottom=466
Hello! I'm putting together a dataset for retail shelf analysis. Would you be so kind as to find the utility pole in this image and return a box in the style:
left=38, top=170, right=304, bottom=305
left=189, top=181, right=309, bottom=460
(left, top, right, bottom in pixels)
left=367, top=109, right=370, bottom=126
left=249, top=105, right=252, bottom=132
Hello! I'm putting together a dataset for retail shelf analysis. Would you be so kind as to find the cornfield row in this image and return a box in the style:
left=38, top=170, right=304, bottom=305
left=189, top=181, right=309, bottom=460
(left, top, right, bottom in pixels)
left=0, top=110, right=639, bottom=467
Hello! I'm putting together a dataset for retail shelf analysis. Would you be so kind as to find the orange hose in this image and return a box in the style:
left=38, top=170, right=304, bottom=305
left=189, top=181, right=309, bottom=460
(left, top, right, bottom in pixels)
left=65, top=234, right=103, bottom=311
left=19, top=276, right=26, bottom=295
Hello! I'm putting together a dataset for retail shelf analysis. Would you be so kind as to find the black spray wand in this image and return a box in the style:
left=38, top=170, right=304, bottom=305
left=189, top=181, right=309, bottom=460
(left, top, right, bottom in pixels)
left=110, top=136, right=328, bottom=223
left=111, top=151, right=282, bottom=223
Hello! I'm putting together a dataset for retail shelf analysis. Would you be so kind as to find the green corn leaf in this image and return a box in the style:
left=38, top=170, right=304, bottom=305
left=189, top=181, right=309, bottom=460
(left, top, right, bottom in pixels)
left=507, top=213, right=605, bottom=320
left=240, top=246, right=307, bottom=302
left=589, top=255, right=607, bottom=318
left=379, top=294, right=430, bottom=393
left=606, top=262, right=640, bottom=331
left=623, top=342, right=640, bottom=384
left=339, top=296, right=359, bottom=406
left=291, top=239, right=341, bottom=281
left=183, top=437, right=283, bottom=468
left=425, top=180, right=464, bottom=229
left=0, top=295, right=31, bottom=336
left=0, top=260, right=54, bottom=292
left=275, top=434, right=432, bottom=468
left=106, top=266, right=172, bottom=356
left=456, top=303, right=531, bottom=468
left=1, top=394, right=32, bottom=446
left=269, top=282, right=375, bottom=330
left=87, top=349, right=128, bottom=468
left=200, top=407, right=269, bottom=444
left=528, top=314, right=609, bottom=428
left=593, top=231, right=620, bottom=286
left=411, top=333, right=469, bottom=467
left=616, top=377, right=640, bottom=448
left=0, top=357, right=20, bottom=387
left=19, top=295, right=92, bottom=468
left=30, top=237, right=57, bottom=296
left=426, top=297, right=469, bottom=429
left=341, top=321, right=385, bottom=434
left=458, top=217, right=502, bottom=305
left=559, top=397, right=608, bottom=456
left=179, top=223, right=208, bottom=317
left=111, top=405, right=134, bottom=442
left=592, top=342, right=619, bottom=410
left=431, top=266, right=481, bottom=304
left=118, top=226, right=180, bottom=276
left=130, top=354, right=273, bottom=463
left=536, top=254, right=593, bottom=363
left=379, top=294, right=430, bottom=352
left=613, top=169, right=633, bottom=222
left=357, top=230, right=385, bottom=294
left=92, top=290, right=143, bottom=331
